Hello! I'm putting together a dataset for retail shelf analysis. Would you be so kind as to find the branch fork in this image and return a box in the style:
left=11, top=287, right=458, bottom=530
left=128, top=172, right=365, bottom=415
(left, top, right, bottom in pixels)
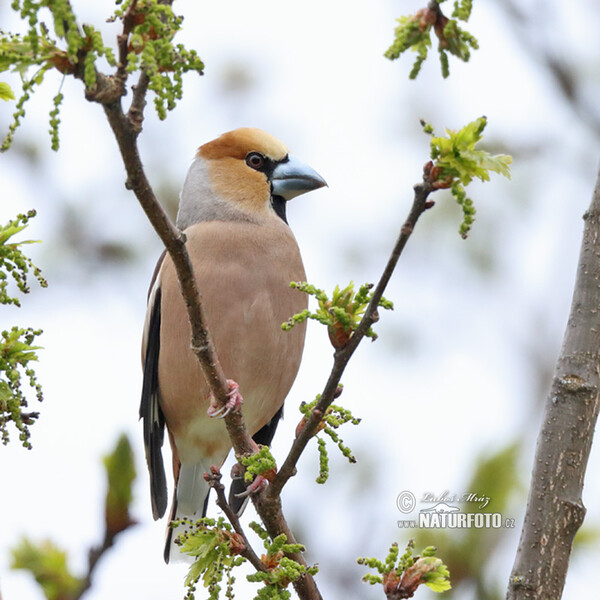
left=87, top=10, right=439, bottom=592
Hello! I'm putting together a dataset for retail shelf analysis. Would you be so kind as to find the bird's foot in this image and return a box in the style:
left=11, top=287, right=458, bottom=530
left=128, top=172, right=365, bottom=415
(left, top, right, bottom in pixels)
left=235, top=474, right=269, bottom=499
left=207, top=379, right=243, bottom=418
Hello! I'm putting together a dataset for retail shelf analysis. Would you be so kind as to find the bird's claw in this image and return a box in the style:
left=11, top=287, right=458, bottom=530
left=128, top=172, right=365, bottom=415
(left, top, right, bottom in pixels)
left=207, top=379, right=243, bottom=418
left=235, top=474, right=269, bottom=498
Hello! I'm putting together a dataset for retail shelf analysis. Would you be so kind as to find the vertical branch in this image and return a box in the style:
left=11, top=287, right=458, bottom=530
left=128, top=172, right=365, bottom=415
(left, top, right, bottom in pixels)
left=94, top=82, right=320, bottom=600
left=99, top=98, right=255, bottom=457
left=507, top=166, right=600, bottom=599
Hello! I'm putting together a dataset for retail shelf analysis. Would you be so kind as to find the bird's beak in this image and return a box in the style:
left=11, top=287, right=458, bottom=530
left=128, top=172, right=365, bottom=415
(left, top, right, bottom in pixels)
left=271, top=155, right=327, bottom=201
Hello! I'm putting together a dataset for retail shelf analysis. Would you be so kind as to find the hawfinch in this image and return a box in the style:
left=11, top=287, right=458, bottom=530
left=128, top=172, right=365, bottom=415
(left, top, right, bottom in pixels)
left=140, top=128, right=326, bottom=562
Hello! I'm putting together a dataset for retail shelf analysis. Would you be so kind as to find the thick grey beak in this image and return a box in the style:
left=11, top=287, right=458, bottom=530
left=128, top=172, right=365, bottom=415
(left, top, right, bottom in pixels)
left=271, top=154, right=327, bottom=201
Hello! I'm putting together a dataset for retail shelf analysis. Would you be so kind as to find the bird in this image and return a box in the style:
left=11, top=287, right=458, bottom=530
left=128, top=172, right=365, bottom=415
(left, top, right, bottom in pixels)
left=140, top=127, right=326, bottom=563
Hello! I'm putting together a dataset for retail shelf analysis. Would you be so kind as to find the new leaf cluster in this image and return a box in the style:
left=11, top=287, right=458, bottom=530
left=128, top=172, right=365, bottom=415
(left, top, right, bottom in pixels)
left=11, top=538, right=83, bottom=600
left=385, top=0, right=478, bottom=79
left=0, top=210, right=47, bottom=304
left=103, top=433, right=137, bottom=538
left=0, top=326, right=43, bottom=448
left=297, top=395, right=361, bottom=484
left=240, top=444, right=277, bottom=484
left=422, top=116, right=512, bottom=238
left=112, top=0, right=204, bottom=119
left=1, top=0, right=204, bottom=150
left=1, top=0, right=116, bottom=150
left=176, top=516, right=245, bottom=600
left=247, top=522, right=318, bottom=600
left=177, top=518, right=317, bottom=600
left=0, top=211, right=46, bottom=448
left=358, top=539, right=451, bottom=597
left=282, top=281, right=393, bottom=349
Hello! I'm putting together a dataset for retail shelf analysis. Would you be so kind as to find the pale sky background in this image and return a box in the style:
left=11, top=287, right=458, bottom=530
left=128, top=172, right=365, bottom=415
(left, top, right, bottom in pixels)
left=2, top=1, right=600, bottom=599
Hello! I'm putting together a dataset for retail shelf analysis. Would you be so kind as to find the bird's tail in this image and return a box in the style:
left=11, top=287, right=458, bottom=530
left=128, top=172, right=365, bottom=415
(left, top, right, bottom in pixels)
left=164, top=461, right=211, bottom=563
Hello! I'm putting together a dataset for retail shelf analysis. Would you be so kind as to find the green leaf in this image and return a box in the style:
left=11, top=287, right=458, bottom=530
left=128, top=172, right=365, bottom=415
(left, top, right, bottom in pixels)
left=0, top=82, right=15, bottom=100
left=1, top=1, right=204, bottom=149
left=0, top=211, right=47, bottom=305
left=420, top=557, right=452, bottom=592
left=359, top=541, right=451, bottom=596
left=423, top=117, right=512, bottom=238
left=283, top=281, right=393, bottom=348
left=11, top=538, right=83, bottom=600
left=0, top=326, right=43, bottom=448
left=385, top=2, right=478, bottom=79
left=0, top=211, right=46, bottom=447
left=176, top=516, right=246, bottom=598
left=240, top=444, right=276, bottom=483
left=103, top=433, right=136, bottom=537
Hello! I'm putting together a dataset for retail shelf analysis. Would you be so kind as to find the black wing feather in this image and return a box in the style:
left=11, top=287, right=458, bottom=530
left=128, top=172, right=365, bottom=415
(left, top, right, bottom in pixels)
left=140, top=286, right=168, bottom=519
left=252, top=405, right=284, bottom=446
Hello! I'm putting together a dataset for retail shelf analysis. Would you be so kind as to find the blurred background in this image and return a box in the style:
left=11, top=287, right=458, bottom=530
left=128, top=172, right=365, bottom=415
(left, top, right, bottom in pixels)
left=2, top=1, right=600, bottom=598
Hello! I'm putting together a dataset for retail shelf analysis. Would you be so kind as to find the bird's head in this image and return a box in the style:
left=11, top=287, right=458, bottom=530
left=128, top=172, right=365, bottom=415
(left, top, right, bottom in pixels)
left=177, top=128, right=327, bottom=229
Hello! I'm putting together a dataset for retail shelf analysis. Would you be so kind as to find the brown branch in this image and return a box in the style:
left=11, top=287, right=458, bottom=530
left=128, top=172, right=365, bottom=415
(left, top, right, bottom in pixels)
left=86, top=73, right=436, bottom=596
left=75, top=524, right=134, bottom=600
left=205, top=468, right=268, bottom=573
left=250, top=177, right=434, bottom=600
left=81, top=16, right=320, bottom=597
left=80, top=11, right=435, bottom=599
left=83, top=52, right=318, bottom=600
left=98, top=97, right=257, bottom=462
left=253, top=491, right=322, bottom=600
left=79, top=5, right=255, bottom=455
left=269, top=179, right=434, bottom=498
left=127, top=71, right=149, bottom=135
left=507, top=166, right=600, bottom=599
left=116, top=0, right=138, bottom=79
left=79, top=13, right=307, bottom=596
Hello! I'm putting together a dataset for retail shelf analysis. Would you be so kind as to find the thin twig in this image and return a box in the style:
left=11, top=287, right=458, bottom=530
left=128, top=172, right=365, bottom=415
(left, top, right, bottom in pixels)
left=254, top=178, right=434, bottom=600
left=77, top=8, right=445, bottom=599
left=116, top=0, right=138, bottom=79
left=270, top=180, right=434, bottom=497
left=84, top=5, right=256, bottom=457
left=75, top=521, right=136, bottom=599
left=127, top=71, right=149, bottom=134
left=206, top=469, right=268, bottom=573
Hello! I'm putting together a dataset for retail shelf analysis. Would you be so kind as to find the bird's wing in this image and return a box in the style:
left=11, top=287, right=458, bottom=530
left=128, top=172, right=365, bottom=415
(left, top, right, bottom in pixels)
left=252, top=405, right=284, bottom=447
left=140, top=254, right=168, bottom=520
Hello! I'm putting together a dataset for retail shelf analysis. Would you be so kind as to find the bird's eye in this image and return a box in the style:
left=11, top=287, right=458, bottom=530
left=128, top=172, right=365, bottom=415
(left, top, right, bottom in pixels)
left=246, top=152, right=266, bottom=170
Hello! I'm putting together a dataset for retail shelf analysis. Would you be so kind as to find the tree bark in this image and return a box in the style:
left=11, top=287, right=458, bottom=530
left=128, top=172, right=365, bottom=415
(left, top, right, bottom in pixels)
left=507, top=166, right=600, bottom=599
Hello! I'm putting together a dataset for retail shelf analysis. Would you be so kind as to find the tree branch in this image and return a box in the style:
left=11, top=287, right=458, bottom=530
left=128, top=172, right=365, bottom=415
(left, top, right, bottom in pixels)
left=79, top=18, right=309, bottom=595
left=127, top=71, right=149, bottom=135
left=100, top=97, right=257, bottom=461
left=269, top=180, right=434, bottom=498
left=71, top=4, right=256, bottom=457
left=249, top=178, right=434, bottom=600
left=205, top=468, right=268, bottom=573
left=507, top=166, right=600, bottom=599
left=80, top=10, right=435, bottom=598
left=75, top=524, right=133, bottom=600
left=116, top=0, right=138, bottom=80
